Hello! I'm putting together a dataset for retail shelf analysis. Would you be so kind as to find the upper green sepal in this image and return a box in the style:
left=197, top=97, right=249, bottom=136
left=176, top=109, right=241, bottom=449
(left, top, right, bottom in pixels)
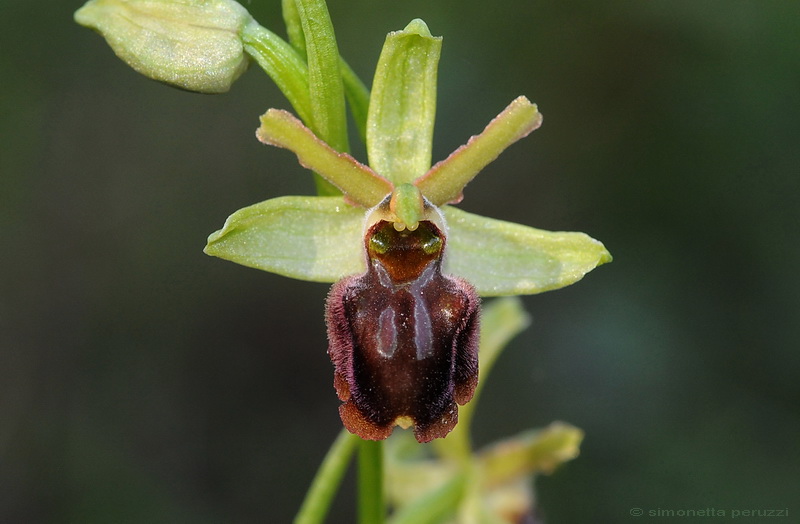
left=366, top=19, right=442, bottom=184
left=75, top=0, right=253, bottom=94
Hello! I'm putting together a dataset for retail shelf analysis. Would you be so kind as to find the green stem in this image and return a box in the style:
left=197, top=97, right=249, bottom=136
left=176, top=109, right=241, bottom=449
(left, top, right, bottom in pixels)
left=281, top=0, right=307, bottom=56
left=282, top=0, right=369, bottom=152
left=295, top=0, right=348, bottom=153
left=241, top=21, right=313, bottom=125
left=340, top=58, right=370, bottom=144
left=358, top=439, right=385, bottom=524
left=294, top=429, right=360, bottom=524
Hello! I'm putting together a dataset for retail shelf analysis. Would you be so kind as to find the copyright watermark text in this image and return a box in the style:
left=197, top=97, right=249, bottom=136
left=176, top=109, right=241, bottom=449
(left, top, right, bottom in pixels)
left=629, top=507, right=789, bottom=519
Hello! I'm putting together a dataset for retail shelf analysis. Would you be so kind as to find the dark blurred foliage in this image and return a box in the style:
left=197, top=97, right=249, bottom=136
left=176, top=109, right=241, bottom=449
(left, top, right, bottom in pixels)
left=2, top=0, right=798, bottom=522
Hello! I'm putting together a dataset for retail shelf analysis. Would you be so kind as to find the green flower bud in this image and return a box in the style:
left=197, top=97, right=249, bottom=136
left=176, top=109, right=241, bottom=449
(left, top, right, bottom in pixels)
left=75, top=0, right=253, bottom=93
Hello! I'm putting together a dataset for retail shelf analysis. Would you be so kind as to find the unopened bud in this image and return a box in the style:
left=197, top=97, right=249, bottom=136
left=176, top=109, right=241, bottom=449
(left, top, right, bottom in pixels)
left=75, top=0, right=253, bottom=93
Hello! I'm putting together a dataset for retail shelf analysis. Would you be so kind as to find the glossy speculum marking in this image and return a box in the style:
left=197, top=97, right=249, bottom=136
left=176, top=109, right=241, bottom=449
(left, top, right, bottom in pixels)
left=326, top=219, right=480, bottom=442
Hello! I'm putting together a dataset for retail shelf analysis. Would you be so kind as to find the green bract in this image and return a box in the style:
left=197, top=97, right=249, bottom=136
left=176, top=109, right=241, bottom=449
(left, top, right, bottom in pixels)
left=75, top=0, right=253, bottom=93
left=205, top=20, right=611, bottom=297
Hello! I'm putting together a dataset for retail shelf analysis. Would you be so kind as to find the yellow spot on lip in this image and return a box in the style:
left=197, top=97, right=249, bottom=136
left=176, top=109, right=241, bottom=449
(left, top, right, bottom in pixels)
left=394, top=416, right=414, bottom=429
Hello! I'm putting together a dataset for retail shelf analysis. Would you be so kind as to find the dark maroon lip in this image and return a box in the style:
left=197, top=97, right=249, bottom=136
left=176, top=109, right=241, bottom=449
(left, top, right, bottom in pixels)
left=326, top=219, right=480, bottom=443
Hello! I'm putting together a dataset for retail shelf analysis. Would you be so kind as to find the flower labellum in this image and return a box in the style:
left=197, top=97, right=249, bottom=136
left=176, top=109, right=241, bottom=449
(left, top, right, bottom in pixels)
left=326, top=199, right=479, bottom=443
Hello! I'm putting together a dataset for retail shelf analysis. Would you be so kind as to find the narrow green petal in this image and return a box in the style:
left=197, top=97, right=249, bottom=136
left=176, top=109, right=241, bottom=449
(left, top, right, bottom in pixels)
left=443, top=206, right=612, bottom=296
left=241, top=22, right=313, bottom=124
left=204, top=196, right=365, bottom=282
left=257, top=109, right=393, bottom=207
left=367, top=19, right=442, bottom=184
left=415, top=97, right=542, bottom=206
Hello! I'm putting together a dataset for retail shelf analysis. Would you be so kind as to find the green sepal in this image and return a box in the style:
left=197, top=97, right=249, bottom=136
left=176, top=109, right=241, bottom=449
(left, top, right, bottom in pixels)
left=443, top=206, right=612, bottom=296
left=387, top=474, right=466, bottom=524
left=75, top=0, right=252, bottom=94
left=367, top=19, right=442, bottom=184
left=204, top=196, right=365, bottom=282
left=206, top=194, right=611, bottom=294
left=256, top=110, right=393, bottom=207
left=415, top=97, right=542, bottom=206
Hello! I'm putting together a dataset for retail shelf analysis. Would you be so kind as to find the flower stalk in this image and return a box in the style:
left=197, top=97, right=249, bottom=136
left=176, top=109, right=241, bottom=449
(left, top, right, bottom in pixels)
left=294, top=429, right=360, bottom=524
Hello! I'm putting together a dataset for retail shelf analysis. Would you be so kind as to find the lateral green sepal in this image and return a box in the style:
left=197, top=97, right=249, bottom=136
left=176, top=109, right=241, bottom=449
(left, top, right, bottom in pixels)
left=443, top=206, right=612, bottom=296
left=204, top=196, right=365, bottom=282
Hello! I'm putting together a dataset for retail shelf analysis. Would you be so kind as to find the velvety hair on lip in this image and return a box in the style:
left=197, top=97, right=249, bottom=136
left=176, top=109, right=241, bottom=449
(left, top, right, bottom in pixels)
left=325, top=219, right=480, bottom=443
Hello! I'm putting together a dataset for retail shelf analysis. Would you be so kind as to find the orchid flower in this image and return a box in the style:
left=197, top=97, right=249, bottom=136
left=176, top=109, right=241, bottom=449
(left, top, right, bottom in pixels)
left=75, top=2, right=612, bottom=519
left=204, top=20, right=611, bottom=442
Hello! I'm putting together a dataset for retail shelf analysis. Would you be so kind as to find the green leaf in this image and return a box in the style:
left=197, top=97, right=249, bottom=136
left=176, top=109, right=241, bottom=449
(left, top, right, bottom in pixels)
left=415, top=97, right=542, bottom=206
left=204, top=196, right=365, bottom=282
left=257, top=110, right=393, bottom=207
left=75, top=0, right=252, bottom=94
left=476, top=297, right=531, bottom=377
left=443, top=206, right=612, bottom=296
left=367, top=19, right=442, bottom=184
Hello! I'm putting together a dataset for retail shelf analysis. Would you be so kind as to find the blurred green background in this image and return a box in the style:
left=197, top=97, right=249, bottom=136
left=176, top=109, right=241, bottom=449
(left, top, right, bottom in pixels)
left=2, top=0, right=798, bottom=522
